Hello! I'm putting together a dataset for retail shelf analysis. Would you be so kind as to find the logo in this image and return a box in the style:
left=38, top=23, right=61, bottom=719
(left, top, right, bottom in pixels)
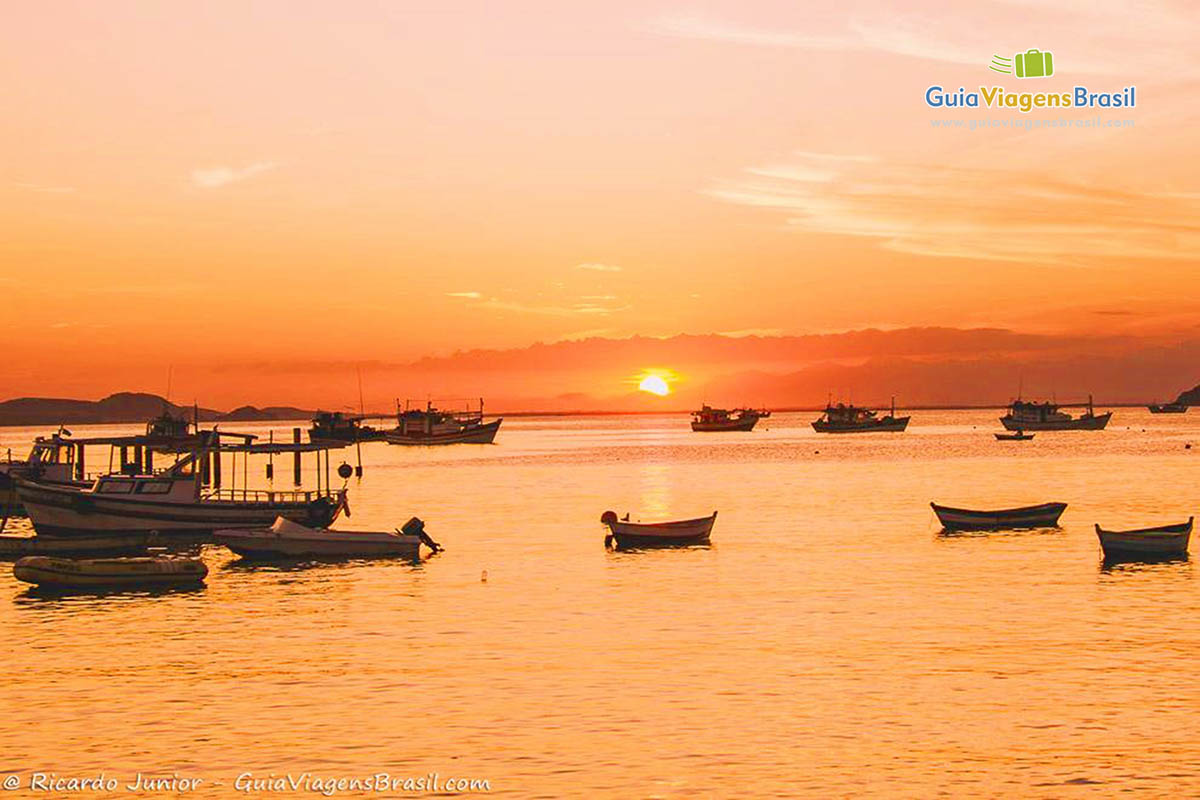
left=923, top=48, right=1135, bottom=114
left=990, top=49, right=1055, bottom=78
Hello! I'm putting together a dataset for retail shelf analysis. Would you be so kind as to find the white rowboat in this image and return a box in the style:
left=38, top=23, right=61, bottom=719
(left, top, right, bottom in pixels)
left=600, top=510, right=717, bottom=547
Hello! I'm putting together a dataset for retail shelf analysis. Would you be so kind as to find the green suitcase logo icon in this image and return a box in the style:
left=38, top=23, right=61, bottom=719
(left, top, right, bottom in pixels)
left=1014, top=49, right=1053, bottom=78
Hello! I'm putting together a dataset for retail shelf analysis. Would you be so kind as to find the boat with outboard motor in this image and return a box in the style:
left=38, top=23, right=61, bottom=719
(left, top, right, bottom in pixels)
left=215, top=515, right=441, bottom=559
left=16, top=430, right=350, bottom=538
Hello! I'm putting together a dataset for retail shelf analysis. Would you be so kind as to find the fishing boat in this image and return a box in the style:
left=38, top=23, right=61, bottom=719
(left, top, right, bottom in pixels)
left=308, top=411, right=388, bottom=444
left=994, top=430, right=1034, bottom=441
left=931, top=501, right=1067, bottom=531
left=1095, top=518, right=1192, bottom=558
left=215, top=516, right=441, bottom=559
left=385, top=399, right=502, bottom=445
left=1147, top=402, right=1188, bottom=414
left=0, top=533, right=150, bottom=558
left=690, top=405, right=768, bottom=432
left=600, top=510, right=717, bottom=547
left=16, top=432, right=350, bottom=538
left=1000, top=395, right=1111, bottom=431
left=811, top=398, right=909, bottom=433
left=13, top=555, right=207, bottom=589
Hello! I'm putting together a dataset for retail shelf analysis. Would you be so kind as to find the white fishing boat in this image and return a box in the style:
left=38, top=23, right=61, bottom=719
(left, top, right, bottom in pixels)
left=16, top=432, right=350, bottom=538
left=13, top=555, right=207, bottom=589
left=600, top=510, right=717, bottom=547
left=1095, top=518, right=1192, bottom=558
left=1000, top=395, right=1111, bottom=431
left=385, top=399, right=502, bottom=445
left=214, top=516, right=440, bottom=559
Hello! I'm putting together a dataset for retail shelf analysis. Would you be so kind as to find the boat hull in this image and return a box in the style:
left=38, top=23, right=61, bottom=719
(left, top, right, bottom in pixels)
left=812, top=416, right=910, bottom=433
left=1000, top=412, right=1111, bottom=431
left=385, top=418, right=502, bottom=445
left=308, top=429, right=388, bottom=444
left=1147, top=404, right=1187, bottom=414
left=215, top=528, right=421, bottom=559
left=604, top=512, right=717, bottom=547
left=931, top=502, right=1067, bottom=531
left=0, top=534, right=150, bottom=559
left=13, top=556, right=207, bottom=588
left=1096, top=520, right=1192, bottom=558
left=691, top=417, right=758, bottom=432
left=15, top=479, right=342, bottom=538
left=995, top=433, right=1034, bottom=440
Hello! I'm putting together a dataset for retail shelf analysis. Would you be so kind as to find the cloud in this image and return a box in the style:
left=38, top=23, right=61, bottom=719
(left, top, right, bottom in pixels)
left=12, top=182, right=76, bottom=194
left=446, top=291, right=482, bottom=299
left=190, top=162, right=278, bottom=189
left=648, top=4, right=1200, bottom=78
left=718, top=328, right=786, bottom=338
left=709, top=152, right=1200, bottom=265
left=575, top=263, right=622, bottom=272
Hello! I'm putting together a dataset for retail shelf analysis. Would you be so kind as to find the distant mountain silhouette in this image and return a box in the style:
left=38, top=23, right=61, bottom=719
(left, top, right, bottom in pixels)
left=0, top=392, right=313, bottom=427
left=1173, top=384, right=1200, bottom=406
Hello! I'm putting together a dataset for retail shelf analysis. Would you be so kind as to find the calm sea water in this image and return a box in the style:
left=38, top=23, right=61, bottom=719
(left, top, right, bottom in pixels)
left=2, top=410, right=1199, bottom=798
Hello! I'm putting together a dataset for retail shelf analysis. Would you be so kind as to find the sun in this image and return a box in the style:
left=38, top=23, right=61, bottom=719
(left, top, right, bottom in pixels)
left=638, top=375, right=670, bottom=396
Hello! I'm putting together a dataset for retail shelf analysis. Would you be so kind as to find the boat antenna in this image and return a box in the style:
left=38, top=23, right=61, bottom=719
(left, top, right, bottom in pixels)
left=357, top=367, right=366, bottom=417
left=165, top=365, right=173, bottom=406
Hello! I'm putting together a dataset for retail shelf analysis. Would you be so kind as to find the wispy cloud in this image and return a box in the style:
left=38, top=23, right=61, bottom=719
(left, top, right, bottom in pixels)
left=445, top=295, right=630, bottom=317
left=11, top=181, right=76, bottom=194
left=190, top=162, right=278, bottom=189
left=648, top=4, right=1200, bottom=78
left=719, top=328, right=786, bottom=338
left=575, top=263, right=622, bottom=272
left=709, top=151, right=1200, bottom=265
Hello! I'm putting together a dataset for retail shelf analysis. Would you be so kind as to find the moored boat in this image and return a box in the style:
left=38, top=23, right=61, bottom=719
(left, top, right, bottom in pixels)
left=215, top=515, right=441, bottom=559
left=0, top=533, right=150, bottom=558
left=994, top=430, right=1034, bottom=441
left=600, top=510, right=716, bottom=547
left=308, top=411, right=388, bottom=444
left=13, top=555, right=207, bottom=588
left=386, top=399, right=502, bottom=445
left=931, top=501, right=1067, bottom=531
left=812, top=398, right=909, bottom=433
left=1000, top=395, right=1111, bottom=431
left=16, top=432, right=349, bottom=538
left=690, top=405, right=767, bottom=432
left=1147, top=402, right=1187, bottom=414
left=1095, top=518, right=1192, bottom=558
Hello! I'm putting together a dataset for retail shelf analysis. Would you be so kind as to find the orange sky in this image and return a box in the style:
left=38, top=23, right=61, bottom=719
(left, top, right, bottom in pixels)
left=3, top=1, right=1198, bottom=408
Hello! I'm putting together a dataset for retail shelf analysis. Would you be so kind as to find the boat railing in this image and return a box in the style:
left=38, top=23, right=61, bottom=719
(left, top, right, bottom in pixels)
left=202, top=488, right=333, bottom=505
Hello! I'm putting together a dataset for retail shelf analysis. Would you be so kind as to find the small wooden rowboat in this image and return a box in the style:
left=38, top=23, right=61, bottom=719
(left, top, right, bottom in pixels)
left=214, top=516, right=441, bottom=559
left=1095, top=518, right=1192, bottom=558
left=931, top=501, right=1067, bottom=531
left=995, top=431, right=1034, bottom=441
left=601, top=510, right=716, bottom=547
left=13, top=555, right=207, bottom=589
